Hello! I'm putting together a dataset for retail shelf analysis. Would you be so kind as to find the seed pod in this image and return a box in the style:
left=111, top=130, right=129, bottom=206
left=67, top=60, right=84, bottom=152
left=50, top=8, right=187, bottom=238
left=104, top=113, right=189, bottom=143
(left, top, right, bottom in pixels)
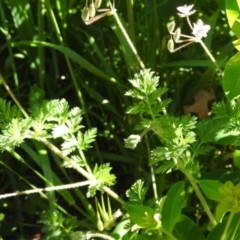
left=89, top=3, right=96, bottom=18
left=167, top=21, right=175, bottom=34
left=97, top=218, right=104, bottom=231
left=167, top=39, right=174, bottom=52
left=81, top=6, right=89, bottom=22
left=173, top=28, right=181, bottom=42
left=95, top=0, right=102, bottom=9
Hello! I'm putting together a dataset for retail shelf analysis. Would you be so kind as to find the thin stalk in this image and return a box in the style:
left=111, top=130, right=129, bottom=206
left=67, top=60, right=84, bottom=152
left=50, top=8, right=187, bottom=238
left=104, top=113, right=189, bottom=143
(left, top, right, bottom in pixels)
left=0, top=74, right=29, bottom=118
left=186, top=16, right=193, bottom=29
left=44, top=0, right=83, bottom=110
left=44, top=0, right=103, bottom=164
left=126, top=0, right=135, bottom=44
left=220, top=212, right=234, bottom=240
left=153, top=0, right=161, bottom=62
left=0, top=74, right=125, bottom=205
left=38, top=0, right=45, bottom=88
left=199, top=40, right=223, bottom=76
left=184, top=170, right=217, bottom=227
left=39, top=137, right=125, bottom=204
left=146, top=135, right=158, bottom=199
left=0, top=1, right=20, bottom=89
left=112, top=11, right=145, bottom=69
left=85, top=233, right=116, bottom=240
left=0, top=180, right=96, bottom=199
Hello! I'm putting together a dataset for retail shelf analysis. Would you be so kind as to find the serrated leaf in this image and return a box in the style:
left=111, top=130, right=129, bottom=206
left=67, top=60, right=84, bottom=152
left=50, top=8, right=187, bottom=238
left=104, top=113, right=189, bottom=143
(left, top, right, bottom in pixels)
left=87, top=164, right=116, bottom=197
left=124, top=134, right=141, bottom=149
left=0, top=98, right=23, bottom=127
left=62, top=155, right=85, bottom=168
left=126, top=179, right=147, bottom=204
left=154, top=161, right=175, bottom=173
left=77, top=128, right=97, bottom=150
left=61, top=139, right=77, bottom=156
left=52, top=124, right=69, bottom=138
left=0, top=118, right=33, bottom=151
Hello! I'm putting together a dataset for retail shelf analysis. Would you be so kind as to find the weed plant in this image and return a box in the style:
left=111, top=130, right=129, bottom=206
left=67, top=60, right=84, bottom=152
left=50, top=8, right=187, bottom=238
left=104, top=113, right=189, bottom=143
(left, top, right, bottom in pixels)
left=0, top=0, right=240, bottom=239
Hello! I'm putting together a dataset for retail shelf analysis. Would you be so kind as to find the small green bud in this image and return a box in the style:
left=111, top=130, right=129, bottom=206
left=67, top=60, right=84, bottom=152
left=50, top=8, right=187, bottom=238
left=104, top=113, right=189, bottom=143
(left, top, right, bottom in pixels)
left=173, top=28, right=181, bottom=42
left=89, top=3, right=96, bottom=18
left=96, top=218, right=104, bottom=231
left=81, top=6, right=89, bottom=22
left=167, top=21, right=175, bottom=34
left=95, top=0, right=102, bottom=9
left=167, top=39, right=174, bottom=52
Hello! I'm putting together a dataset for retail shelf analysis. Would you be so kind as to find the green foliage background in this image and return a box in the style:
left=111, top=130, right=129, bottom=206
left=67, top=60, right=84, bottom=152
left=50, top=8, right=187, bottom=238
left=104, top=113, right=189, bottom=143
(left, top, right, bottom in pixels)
left=0, top=0, right=236, bottom=239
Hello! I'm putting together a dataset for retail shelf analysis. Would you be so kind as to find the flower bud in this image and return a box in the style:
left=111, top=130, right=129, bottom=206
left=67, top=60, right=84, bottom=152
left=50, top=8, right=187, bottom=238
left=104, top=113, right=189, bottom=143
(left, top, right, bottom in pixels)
left=173, top=28, right=181, bottom=42
left=81, top=6, right=89, bottom=22
left=167, top=21, right=175, bottom=34
left=89, top=3, right=96, bottom=18
left=167, top=39, right=174, bottom=52
left=95, top=0, right=102, bottom=9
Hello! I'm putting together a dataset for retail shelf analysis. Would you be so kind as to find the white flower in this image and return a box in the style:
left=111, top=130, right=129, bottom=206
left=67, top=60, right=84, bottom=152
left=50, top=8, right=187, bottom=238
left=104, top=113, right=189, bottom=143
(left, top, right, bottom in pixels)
left=192, top=19, right=210, bottom=40
left=177, top=4, right=196, bottom=17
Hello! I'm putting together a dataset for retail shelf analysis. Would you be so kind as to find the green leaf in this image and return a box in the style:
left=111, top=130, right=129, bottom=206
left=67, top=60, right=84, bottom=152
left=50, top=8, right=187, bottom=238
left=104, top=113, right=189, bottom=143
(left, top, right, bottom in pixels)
left=126, top=179, right=147, bottom=204
left=161, top=181, right=184, bottom=232
left=207, top=212, right=240, bottom=240
left=223, top=52, right=240, bottom=100
left=214, top=129, right=240, bottom=144
left=173, top=215, right=206, bottom=240
left=233, top=150, right=240, bottom=169
left=124, top=134, right=141, bottom=149
left=77, top=128, right=97, bottom=150
left=226, top=0, right=240, bottom=38
left=198, top=179, right=223, bottom=201
left=0, top=98, right=23, bottom=128
left=125, top=203, right=160, bottom=230
left=0, top=118, right=33, bottom=151
left=215, top=202, right=231, bottom=222
left=87, top=164, right=116, bottom=197
left=14, top=41, right=116, bottom=83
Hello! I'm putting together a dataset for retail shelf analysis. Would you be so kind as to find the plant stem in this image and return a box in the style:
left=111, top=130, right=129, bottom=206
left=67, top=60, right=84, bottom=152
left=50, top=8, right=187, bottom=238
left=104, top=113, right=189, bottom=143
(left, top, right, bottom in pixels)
left=85, top=232, right=116, bottom=240
left=39, top=137, right=125, bottom=204
left=1, top=73, right=125, bottom=205
left=220, top=212, right=234, bottom=240
left=112, top=10, right=145, bottom=70
left=199, top=40, right=223, bottom=76
left=184, top=170, right=217, bottom=227
left=0, top=74, right=29, bottom=118
left=0, top=180, right=95, bottom=199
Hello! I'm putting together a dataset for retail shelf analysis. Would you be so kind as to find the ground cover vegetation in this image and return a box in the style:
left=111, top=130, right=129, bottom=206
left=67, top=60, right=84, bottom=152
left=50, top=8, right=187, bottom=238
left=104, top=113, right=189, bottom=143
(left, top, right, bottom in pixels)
left=0, top=0, right=240, bottom=239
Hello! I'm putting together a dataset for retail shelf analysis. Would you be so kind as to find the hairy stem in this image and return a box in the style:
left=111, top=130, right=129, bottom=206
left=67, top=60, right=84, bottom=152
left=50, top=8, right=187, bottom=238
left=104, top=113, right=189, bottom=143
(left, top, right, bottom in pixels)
left=112, top=10, right=145, bottom=69
left=199, top=40, right=223, bottom=76
left=184, top=170, right=217, bottom=227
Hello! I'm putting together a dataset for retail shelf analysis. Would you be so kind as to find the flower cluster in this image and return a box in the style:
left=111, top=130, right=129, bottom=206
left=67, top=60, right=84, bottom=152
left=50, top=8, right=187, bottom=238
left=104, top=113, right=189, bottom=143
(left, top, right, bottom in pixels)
left=167, top=4, right=210, bottom=52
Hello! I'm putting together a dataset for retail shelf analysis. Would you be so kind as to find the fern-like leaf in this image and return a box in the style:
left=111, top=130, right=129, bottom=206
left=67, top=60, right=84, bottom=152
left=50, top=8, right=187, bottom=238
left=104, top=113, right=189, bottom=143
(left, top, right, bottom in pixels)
left=87, top=164, right=116, bottom=197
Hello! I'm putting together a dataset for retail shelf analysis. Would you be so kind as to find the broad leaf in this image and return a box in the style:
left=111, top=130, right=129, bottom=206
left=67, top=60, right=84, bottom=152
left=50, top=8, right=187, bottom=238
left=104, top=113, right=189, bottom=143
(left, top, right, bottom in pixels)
left=226, top=0, right=240, bottom=38
left=173, top=215, right=206, bottom=240
left=161, top=181, right=184, bottom=233
left=222, top=52, right=240, bottom=100
left=198, top=179, right=223, bottom=201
